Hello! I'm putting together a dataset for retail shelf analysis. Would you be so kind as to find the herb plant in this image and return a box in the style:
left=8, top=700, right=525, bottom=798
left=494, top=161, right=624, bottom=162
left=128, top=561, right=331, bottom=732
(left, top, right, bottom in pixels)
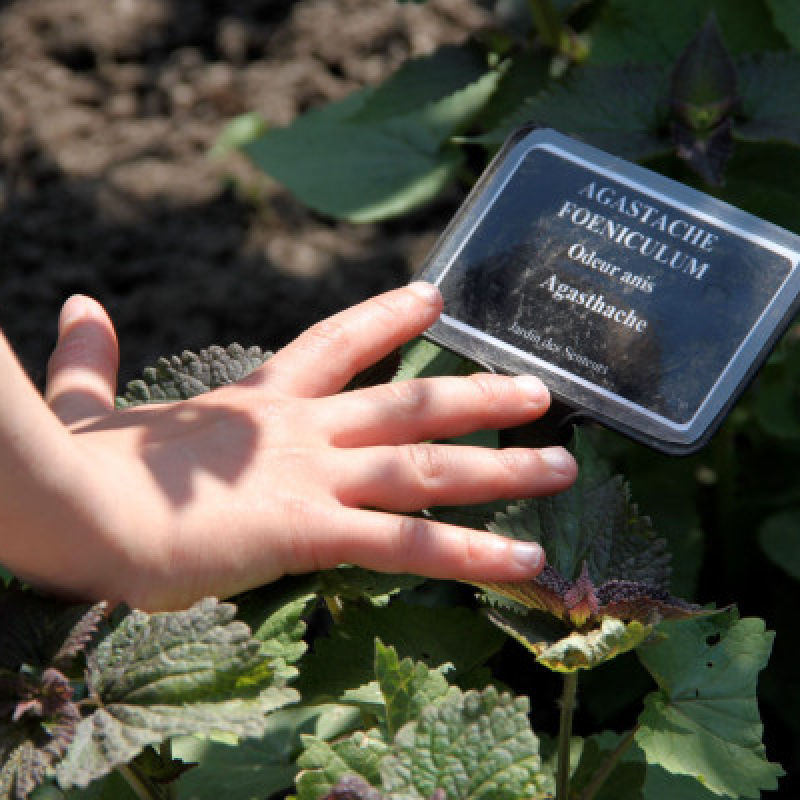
left=1, top=0, right=797, bottom=796
left=0, top=335, right=784, bottom=799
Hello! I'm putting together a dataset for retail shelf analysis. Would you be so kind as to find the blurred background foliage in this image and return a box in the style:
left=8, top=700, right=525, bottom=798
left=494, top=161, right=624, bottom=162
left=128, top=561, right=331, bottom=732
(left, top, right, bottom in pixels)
left=230, top=1, right=800, bottom=793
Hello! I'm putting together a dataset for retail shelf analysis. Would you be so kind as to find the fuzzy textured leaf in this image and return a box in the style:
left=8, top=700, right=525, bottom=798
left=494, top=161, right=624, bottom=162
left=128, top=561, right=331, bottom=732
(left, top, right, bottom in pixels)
left=636, top=613, right=783, bottom=797
left=294, top=602, right=503, bottom=704
left=296, top=731, right=389, bottom=800
left=374, top=642, right=450, bottom=739
left=0, top=584, right=100, bottom=673
left=381, top=686, right=546, bottom=799
left=117, top=344, right=270, bottom=407
left=486, top=601, right=652, bottom=672
left=56, top=599, right=298, bottom=789
left=489, top=432, right=671, bottom=588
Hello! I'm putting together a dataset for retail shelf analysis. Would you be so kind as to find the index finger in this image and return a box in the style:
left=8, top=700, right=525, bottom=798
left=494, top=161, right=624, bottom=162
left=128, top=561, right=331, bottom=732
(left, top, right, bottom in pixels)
left=255, top=283, right=443, bottom=398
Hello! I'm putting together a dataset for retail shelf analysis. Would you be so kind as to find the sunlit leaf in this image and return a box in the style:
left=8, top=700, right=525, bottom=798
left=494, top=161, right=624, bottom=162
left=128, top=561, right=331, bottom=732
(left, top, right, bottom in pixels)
left=381, top=686, right=547, bottom=799
left=56, top=599, right=298, bottom=790
left=636, top=613, right=783, bottom=797
left=244, top=62, right=499, bottom=222
left=351, top=44, right=488, bottom=123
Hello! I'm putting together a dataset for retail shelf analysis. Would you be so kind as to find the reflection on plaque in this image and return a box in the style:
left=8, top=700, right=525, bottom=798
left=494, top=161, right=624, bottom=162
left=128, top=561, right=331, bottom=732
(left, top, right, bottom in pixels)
left=414, top=128, right=800, bottom=453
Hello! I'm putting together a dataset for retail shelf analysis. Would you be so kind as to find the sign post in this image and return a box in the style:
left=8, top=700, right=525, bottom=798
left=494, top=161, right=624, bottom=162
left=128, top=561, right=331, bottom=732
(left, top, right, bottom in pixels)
left=415, top=128, right=800, bottom=453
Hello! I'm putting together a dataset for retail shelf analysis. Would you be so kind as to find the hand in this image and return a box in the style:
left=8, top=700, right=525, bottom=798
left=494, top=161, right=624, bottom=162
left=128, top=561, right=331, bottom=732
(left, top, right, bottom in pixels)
left=4, top=283, right=576, bottom=610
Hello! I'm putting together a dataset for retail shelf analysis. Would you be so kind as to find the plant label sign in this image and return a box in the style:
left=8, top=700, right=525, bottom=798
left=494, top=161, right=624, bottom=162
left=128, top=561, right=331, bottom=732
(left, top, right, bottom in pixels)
left=414, top=128, right=800, bottom=453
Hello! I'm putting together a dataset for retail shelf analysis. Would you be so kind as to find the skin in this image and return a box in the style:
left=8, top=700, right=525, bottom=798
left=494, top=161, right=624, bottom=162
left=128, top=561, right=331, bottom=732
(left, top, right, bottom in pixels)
left=0, top=283, right=577, bottom=610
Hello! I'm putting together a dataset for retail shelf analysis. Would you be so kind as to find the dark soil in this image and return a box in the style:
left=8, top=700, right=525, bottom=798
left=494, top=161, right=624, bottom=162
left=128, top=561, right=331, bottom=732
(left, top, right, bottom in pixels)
left=0, top=0, right=490, bottom=386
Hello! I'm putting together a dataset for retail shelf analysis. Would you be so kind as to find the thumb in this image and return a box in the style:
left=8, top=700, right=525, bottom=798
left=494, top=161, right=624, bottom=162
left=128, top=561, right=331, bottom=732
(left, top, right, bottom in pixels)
left=46, top=295, right=120, bottom=425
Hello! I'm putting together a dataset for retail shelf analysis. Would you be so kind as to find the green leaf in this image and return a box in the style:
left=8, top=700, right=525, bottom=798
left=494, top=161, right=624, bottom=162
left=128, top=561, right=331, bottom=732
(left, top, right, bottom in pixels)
left=489, top=432, right=671, bottom=587
left=636, top=613, right=784, bottom=797
left=381, top=686, right=547, bottom=799
left=317, top=567, right=425, bottom=606
left=0, top=583, right=101, bottom=672
left=244, top=62, right=499, bottom=222
left=394, top=337, right=475, bottom=382
left=759, top=510, right=800, bottom=581
left=712, top=141, right=800, bottom=233
left=590, top=0, right=785, bottom=65
left=294, top=602, right=504, bottom=703
left=56, top=599, right=298, bottom=790
left=736, top=53, right=800, bottom=147
left=487, top=601, right=653, bottom=672
left=374, top=642, right=450, bottom=739
left=476, top=65, right=671, bottom=162
left=351, top=44, right=488, bottom=123
left=476, top=50, right=550, bottom=134
left=766, top=0, right=800, bottom=52
left=295, top=731, right=389, bottom=800
left=172, top=704, right=363, bottom=800
left=565, top=732, right=721, bottom=800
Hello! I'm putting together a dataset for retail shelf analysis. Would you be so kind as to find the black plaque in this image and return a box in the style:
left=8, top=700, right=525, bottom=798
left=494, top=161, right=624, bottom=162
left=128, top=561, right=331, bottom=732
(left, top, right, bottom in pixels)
left=414, top=128, right=800, bottom=453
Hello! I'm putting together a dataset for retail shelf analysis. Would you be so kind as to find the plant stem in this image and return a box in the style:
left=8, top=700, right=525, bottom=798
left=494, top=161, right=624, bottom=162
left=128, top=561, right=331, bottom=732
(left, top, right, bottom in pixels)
left=118, top=764, right=166, bottom=800
left=556, top=671, right=579, bottom=800
left=526, top=0, right=563, bottom=50
left=575, top=726, right=638, bottom=800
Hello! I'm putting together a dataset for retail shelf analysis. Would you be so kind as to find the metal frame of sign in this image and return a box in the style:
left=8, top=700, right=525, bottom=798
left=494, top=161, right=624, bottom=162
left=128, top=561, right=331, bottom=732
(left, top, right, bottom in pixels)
left=413, top=127, right=800, bottom=454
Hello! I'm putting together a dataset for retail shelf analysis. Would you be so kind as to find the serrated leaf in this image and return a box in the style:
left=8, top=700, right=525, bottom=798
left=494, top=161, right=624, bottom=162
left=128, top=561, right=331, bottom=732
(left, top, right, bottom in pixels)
left=489, top=432, right=671, bottom=588
left=243, top=62, right=499, bottom=223
left=476, top=65, right=671, bottom=162
left=759, top=510, right=800, bottom=581
left=487, top=603, right=652, bottom=672
left=172, top=704, right=363, bottom=800
left=0, top=585, right=99, bottom=673
left=381, top=686, right=546, bottom=799
left=589, top=0, right=785, bottom=65
left=233, top=575, right=319, bottom=684
left=296, top=731, right=389, bottom=800
left=56, top=599, right=298, bottom=790
left=294, top=603, right=504, bottom=704
left=636, top=613, right=783, bottom=797
left=317, top=567, right=425, bottom=606
left=374, top=643, right=450, bottom=739
left=351, top=44, right=488, bottom=123
left=736, top=53, right=800, bottom=146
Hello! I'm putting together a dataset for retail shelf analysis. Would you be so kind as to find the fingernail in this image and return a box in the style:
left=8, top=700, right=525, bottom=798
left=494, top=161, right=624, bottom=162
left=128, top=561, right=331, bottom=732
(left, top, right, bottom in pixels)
left=407, top=281, right=441, bottom=305
left=509, top=541, right=544, bottom=571
left=513, top=374, right=549, bottom=405
left=59, top=295, right=91, bottom=333
left=539, top=447, right=577, bottom=476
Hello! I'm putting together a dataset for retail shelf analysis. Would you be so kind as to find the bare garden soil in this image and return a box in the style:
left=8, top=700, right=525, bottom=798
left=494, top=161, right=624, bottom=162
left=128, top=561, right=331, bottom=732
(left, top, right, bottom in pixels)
left=0, top=0, right=490, bottom=385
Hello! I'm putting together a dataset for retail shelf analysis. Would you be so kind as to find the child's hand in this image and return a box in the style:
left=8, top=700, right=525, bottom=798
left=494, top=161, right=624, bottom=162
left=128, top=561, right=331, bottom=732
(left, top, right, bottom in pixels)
left=3, top=284, right=576, bottom=610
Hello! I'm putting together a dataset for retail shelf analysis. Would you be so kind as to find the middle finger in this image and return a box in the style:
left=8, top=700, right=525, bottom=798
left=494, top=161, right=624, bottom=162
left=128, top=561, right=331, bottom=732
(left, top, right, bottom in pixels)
left=316, top=373, right=552, bottom=447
